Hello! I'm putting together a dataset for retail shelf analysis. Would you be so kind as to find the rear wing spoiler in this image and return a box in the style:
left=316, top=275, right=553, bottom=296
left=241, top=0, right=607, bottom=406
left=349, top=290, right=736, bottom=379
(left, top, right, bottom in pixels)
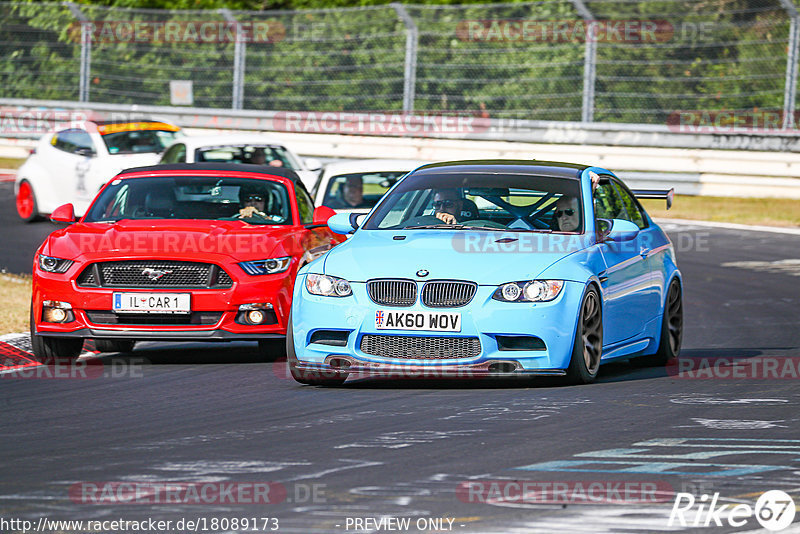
left=631, top=188, right=674, bottom=210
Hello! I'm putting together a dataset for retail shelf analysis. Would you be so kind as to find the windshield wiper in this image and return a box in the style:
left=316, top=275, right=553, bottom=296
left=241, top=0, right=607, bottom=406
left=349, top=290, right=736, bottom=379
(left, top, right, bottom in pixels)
left=403, top=224, right=467, bottom=230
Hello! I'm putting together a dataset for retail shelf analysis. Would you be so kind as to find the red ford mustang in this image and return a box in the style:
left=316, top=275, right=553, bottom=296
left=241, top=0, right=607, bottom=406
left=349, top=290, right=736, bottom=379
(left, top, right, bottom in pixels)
left=30, top=163, right=342, bottom=361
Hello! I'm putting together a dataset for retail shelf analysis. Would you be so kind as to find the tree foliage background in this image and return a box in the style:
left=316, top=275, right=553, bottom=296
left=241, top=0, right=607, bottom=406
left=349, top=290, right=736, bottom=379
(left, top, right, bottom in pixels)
left=0, top=0, right=793, bottom=124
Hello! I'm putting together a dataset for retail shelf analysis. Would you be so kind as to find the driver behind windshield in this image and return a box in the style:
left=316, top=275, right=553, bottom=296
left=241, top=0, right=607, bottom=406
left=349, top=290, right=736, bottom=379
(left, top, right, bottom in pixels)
left=234, top=188, right=273, bottom=223
left=433, top=189, right=464, bottom=225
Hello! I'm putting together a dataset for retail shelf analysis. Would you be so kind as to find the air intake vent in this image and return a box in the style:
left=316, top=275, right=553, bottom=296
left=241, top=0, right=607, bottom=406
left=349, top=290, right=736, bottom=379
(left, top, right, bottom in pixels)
left=360, top=335, right=481, bottom=360
left=77, top=261, right=233, bottom=289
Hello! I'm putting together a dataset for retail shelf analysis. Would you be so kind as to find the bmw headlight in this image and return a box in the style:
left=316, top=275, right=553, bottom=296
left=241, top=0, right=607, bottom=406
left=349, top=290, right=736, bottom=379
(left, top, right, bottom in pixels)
left=37, top=254, right=74, bottom=273
left=238, top=257, right=291, bottom=276
left=493, top=280, right=564, bottom=302
left=306, top=274, right=352, bottom=297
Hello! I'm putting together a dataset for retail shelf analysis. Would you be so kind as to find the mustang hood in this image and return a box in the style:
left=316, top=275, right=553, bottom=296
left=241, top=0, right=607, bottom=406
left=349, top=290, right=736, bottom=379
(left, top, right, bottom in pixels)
left=322, top=230, right=591, bottom=285
left=43, top=220, right=293, bottom=263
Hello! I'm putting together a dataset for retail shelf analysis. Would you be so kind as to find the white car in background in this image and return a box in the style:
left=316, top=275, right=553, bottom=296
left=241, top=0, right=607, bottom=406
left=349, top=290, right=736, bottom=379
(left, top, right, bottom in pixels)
left=15, top=120, right=182, bottom=222
left=159, top=134, right=322, bottom=191
left=313, top=159, right=427, bottom=214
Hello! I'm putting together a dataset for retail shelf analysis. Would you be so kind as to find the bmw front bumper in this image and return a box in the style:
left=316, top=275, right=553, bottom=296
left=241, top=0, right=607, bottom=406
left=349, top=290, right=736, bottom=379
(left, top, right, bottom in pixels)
left=291, top=274, right=587, bottom=377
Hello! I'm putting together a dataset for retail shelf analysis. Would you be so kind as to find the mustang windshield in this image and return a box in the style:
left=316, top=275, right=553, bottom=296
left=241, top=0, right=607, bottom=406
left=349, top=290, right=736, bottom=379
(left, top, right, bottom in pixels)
left=85, top=176, right=293, bottom=225
left=363, top=172, right=584, bottom=233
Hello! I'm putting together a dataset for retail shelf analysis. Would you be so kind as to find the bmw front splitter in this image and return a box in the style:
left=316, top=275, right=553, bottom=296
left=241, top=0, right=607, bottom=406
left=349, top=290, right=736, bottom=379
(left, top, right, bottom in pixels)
left=293, top=356, right=567, bottom=380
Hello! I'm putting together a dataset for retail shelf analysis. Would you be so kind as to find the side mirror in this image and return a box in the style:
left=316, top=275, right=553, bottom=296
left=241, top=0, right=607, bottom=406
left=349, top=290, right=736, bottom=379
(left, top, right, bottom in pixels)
left=605, top=219, right=640, bottom=242
left=304, top=206, right=336, bottom=229
left=327, top=212, right=360, bottom=235
left=304, top=157, right=323, bottom=172
left=50, top=203, right=76, bottom=224
left=75, top=147, right=95, bottom=158
left=313, top=205, right=336, bottom=225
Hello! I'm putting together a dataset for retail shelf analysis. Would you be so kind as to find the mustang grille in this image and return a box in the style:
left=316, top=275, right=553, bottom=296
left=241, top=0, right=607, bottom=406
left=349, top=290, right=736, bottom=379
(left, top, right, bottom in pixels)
left=366, top=279, right=417, bottom=307
left=360, top=335, right=481, bottom=360
left=421, top=280, right=477, bottom=308
left=77, top=261, right=233, bottom=289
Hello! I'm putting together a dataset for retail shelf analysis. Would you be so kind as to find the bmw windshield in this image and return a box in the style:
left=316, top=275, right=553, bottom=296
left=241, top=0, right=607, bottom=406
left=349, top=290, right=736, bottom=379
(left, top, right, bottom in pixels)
left=85, top=176, right=293, bottom=225
left=363, top=172, right=584, bottom=233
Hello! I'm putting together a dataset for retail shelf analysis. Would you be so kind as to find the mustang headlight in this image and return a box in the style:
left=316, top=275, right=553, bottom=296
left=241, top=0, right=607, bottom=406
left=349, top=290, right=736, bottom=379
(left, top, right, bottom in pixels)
left=306, top=274, right=352, bottom=297
left=238, top=257, right=291, bottom=275
left=493, top=280, right=564, bottom=302
left=37, top=254, right=74, bottom=273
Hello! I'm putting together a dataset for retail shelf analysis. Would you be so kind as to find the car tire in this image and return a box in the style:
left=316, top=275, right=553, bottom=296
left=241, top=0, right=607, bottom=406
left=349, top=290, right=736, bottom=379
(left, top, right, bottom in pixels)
left=565, top=286, right=603, bottom=385
left=286, top=311, right=347, bottom=387
left=16, top=180, right=41, bottom=222
left=93, top=339, right=136, bottom=353
left=30, top=308, right=83, bottom=363
left=258, top=338, right=286, bottom=361
left=630, top=279, right=683, bottom=367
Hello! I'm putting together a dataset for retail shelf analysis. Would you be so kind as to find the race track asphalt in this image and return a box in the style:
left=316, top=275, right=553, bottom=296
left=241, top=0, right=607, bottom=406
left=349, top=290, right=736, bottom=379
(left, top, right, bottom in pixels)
left=1, top=182, right=799, bottom=533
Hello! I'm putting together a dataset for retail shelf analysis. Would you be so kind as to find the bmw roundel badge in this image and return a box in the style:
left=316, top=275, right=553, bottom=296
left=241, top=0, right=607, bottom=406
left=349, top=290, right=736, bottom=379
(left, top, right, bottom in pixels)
left=416, top=269, right=429, bottom=277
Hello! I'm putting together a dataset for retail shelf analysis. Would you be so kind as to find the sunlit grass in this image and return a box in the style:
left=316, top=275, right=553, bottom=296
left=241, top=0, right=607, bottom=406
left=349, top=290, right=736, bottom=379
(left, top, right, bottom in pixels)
left=642, top=195, right=800, bottom=227
left=0, top=273, right=31, bottom=334
left=0, top=157, right=24, bottom=170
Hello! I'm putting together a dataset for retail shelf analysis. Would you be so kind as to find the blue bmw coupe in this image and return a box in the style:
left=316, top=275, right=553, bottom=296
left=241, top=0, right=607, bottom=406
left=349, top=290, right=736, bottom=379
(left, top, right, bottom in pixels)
left=287, top=160, right=682, bottom=386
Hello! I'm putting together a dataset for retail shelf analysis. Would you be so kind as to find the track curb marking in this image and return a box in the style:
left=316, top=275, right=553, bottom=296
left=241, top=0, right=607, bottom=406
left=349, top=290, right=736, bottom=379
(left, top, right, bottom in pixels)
left=654, top=217, right=800, bottom=236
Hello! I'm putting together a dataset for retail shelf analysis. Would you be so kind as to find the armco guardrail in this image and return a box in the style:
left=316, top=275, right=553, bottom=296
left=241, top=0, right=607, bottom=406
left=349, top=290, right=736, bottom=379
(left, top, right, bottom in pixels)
left=2, top=99, right=800, bottom=198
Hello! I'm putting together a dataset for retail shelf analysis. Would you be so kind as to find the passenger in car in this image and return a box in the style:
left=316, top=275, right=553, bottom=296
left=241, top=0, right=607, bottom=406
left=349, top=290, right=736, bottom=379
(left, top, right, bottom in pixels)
left=554, top=173, right=599, bottom=232
left=554, top=195, right=580, bottom=232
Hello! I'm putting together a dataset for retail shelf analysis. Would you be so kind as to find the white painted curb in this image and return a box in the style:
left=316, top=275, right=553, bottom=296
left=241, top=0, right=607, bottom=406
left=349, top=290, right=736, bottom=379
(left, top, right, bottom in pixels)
left=654, top=218, right=800, bottom=236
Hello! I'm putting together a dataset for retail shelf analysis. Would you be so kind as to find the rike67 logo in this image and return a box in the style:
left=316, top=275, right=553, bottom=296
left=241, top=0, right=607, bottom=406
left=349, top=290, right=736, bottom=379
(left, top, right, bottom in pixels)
left=669, top=490, right=796, bottom=531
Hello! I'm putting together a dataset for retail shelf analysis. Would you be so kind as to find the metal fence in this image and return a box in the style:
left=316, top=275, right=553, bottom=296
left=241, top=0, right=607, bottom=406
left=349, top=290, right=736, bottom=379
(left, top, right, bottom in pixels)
left=1, top=0, right=799, bottom=126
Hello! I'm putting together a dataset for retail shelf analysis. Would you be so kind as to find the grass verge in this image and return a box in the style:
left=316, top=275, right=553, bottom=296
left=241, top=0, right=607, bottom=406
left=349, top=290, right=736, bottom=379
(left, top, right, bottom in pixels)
left=641, top=195, right=800, bottom=228
left=0, top=273, right=31, bottom=335
left=0, top=157, right=25, bottom=170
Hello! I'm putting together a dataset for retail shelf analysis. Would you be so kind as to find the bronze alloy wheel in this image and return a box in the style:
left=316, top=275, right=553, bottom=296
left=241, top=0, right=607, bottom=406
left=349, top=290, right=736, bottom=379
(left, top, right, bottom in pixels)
left=581, top=290, right=603, bottom=375
left=665, top=280, right=683, bottom=355
left=566, top=287, right=603, bottom=384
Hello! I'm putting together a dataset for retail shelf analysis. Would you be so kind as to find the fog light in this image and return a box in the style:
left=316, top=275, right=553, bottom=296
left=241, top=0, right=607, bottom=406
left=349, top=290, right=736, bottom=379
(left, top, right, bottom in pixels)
left=246, top=310, right=265, bottom=324
left=45, top=308, right=67, bottom=322
left=237, top=303, right=276, bottom=326
left=42, top=301, right=73, bottom=323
